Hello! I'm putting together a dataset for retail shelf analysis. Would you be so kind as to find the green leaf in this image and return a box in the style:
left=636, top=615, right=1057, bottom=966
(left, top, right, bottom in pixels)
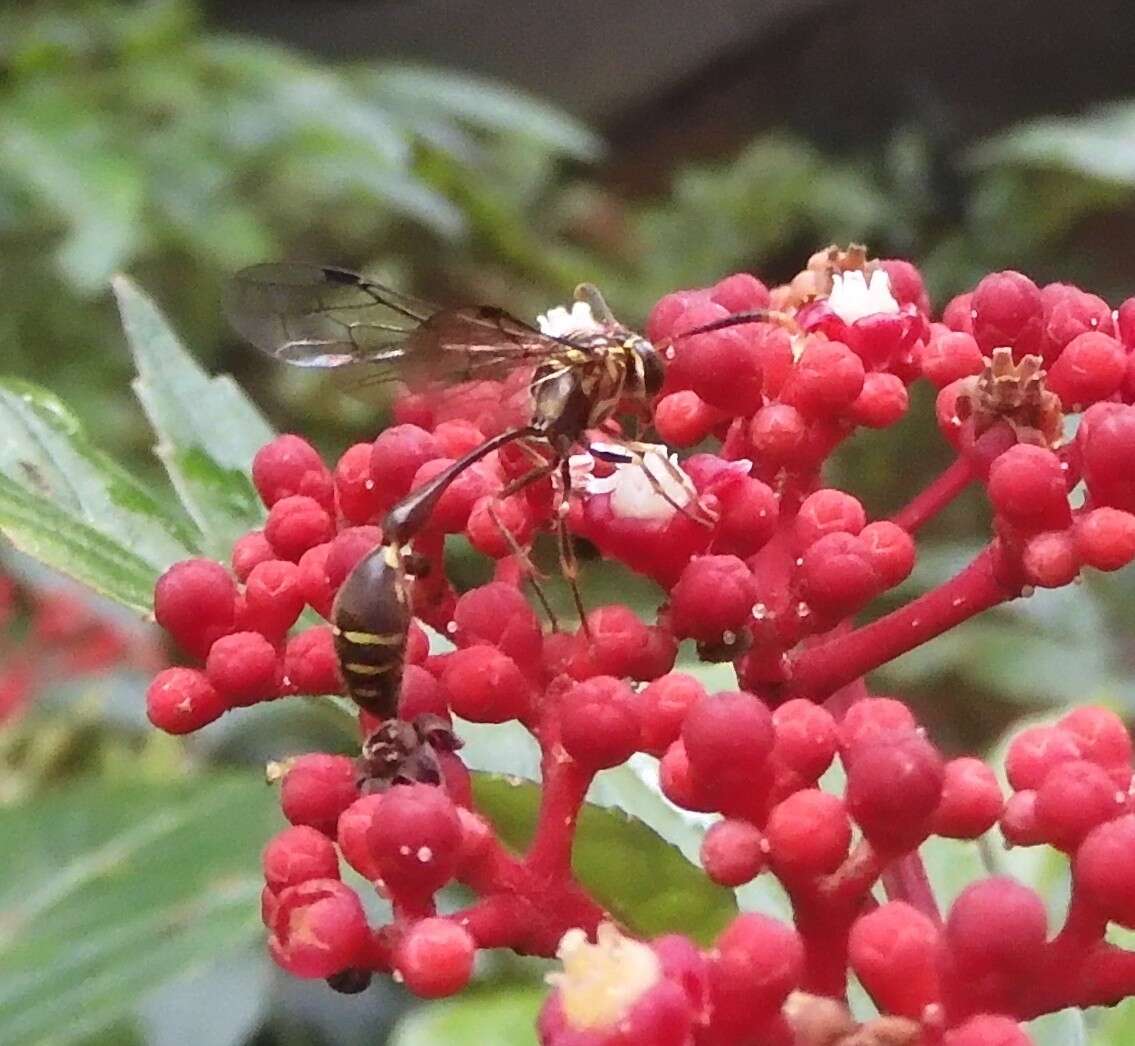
left=0, top=377, right=198, bottom=572
left=0, top=774, right=279, bottom=1046
left=0, top=473, right=161, bottom=615
left=390, top=987, right=544, bottom=1046
left=113, top=275, right=272, bottom=556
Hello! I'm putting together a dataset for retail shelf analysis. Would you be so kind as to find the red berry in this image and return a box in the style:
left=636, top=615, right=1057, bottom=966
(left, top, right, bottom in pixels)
left=154, top=558, right=237, bottom=658
left=571, top=604, right=656, bottom=681
left=433, top=419, right=486, bottom=458
left=850, top=372, right=909, bottom=428
left=771, top=700, right=838, bottom=780
left=324, top=526, right=383, bottom=592
left=654, top=390, right=718, bottom=447
left=880, top=259, right=928, bottom=311
left=987, top=445, right=1071, bottom=533
left=933, top=758, right=1004, bottom=839
left=336, top=794, right=384, bottom=880
left=410, top=457, right=499, bottom=534
left=560, top=676, right=641, bottom=769
left=839, top=697, right=918, bottom=752
left=1058, top=706, right=1133, bottom=772
left=713, top=476, right=779, bottom=559
left=268, top=878, right=368, bottom=978
left=795, top=489, right=867, bottom=548
left=263, top=825, right=340, bottom=891
left=710, top=914, right=804, bottom=1017
left=243, top=559, right=304, bottom=638
left=466, top=495, right=534, bottom=558
left=453, top=582, right=542, bottom=669
left=206, top=631, right=280, bottom=707
left=1021, top=530, right=1080, bottom=588
left=659, top=740, right=717, bottom=813
left=710, top=272, right=770, bottom=312
left=1047, top=331, right=1126, bottom=408
left=942, top=292, right=975, bottom=334
left=639, top=673, right=708, bottom=757
left=1078, top=403, right=1135, bottom=512
left=1000, top=790, right=1045, bottom=846
left=798, top=532, right=880, bottom=617
left=943, top=1015, right=1032, bottom=1046
left=945, top=877, right=1047, bottom=977
left=846, top=735, right=944, bottom=852
left=1076, top=507, right=1135, bottom=571
left=367, top=783, right=461, bottom=900
left=1004, top=725, right=1082, bottom=790
left=700, top=819, right=766, bottom=886
left=252, top=435, right=332, bottom=511
left=1034, top=758, right=1124, bottom=851
left=370, top=424, right=442, bottom=506
left=296, top=542, right=334, bottom=619
left=334, top=442, right=382, bottom=524
left=858, top=521, right=916, bottom=588
left=849, top=902, right=940, bottom=1019
left=441, top=645, right=531, bottom=723
left=398, top=664, right=449, bottom=721
left=232, top=530, right=275, bottom=582
left=395, top=918, right=475, bottom=998
left=749, top=403, right=808, bottom=465
left=145, top=667, right=226, bottom=733
left=684, top=327, right=764, bottom=415
left=1043, top=284, right=1114, bottom=356
left=682, top=690, right=774, bottom=789
left=280, top=754, right=358, bottom=837
left=284, top=626, right=342, bottom=695
left=971, top=270, right=1044, bottom=359
left=669, top=556, right=756, bottom=644
left=781, top=338, right=865, bottom=416
left=1075, top=815, right=1135, bottom=927
left=921, top=331, right=985, bottom=387
left=265, top=495, right=335, bottom=561
left=646, top=289, right=705, bottom=344
left=766, top=789, right=851, bottom=878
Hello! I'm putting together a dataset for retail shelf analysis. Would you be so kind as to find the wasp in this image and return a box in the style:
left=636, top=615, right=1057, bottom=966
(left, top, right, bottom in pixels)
left=225, top=263, right=785, bottom=697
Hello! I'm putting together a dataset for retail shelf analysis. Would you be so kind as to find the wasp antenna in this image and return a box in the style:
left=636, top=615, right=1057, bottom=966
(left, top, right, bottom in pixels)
left=573, top=283, right=616, bottom=325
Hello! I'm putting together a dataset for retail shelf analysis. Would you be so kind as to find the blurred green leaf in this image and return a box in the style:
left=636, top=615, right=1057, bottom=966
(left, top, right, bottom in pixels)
left=0, top=774, right=277, bottom=1046
left=390, top=987, right=544, bottom=1046
left=114, top=275, right=271, bottom=556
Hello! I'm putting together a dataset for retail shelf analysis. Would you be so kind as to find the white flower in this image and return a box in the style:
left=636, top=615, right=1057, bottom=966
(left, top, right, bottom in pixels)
left=828, top=269, right=899, bottom=325
left=579, top=442, right=720, bottom=523
left=537, top=300, right=605, bottom=339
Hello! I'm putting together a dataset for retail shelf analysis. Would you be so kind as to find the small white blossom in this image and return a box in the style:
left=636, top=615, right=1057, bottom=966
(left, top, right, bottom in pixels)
left=537, top=300, right=605, bottom=339
left=828, top=269, right=899, bottom=325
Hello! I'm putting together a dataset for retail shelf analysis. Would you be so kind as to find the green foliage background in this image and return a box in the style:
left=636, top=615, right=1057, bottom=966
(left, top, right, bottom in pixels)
left=4, top=2, right=1135, bottom=1043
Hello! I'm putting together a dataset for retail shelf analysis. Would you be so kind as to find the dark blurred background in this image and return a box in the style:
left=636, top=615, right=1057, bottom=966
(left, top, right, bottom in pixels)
left=5, top=2, right=1135, bottom=1043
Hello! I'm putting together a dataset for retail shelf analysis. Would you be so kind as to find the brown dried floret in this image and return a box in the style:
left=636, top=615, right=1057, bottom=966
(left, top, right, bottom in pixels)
left=954, top=347, right=1065, bottom=448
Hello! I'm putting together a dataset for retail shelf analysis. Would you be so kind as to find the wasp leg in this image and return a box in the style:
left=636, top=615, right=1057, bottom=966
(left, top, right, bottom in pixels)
left=486, top=499, right=560, bottom=632
left=590, top=438, right=717, bottom=527
left=557, top=454, right=591, bottom=639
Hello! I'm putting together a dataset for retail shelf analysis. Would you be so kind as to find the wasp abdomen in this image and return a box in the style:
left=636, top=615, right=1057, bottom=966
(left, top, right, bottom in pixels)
left=331, top=545, right=412, bottom=718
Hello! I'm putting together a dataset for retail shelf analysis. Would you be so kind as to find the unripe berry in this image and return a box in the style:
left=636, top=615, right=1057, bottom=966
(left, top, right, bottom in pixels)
left=367, top=783, right=461, bottom=900
left=710, top=914, right=804, bottom=1017
left=334, top=442, right=382, bottom=524
left=1076, top=815, right=1135, bottom=927
left=712, top=476, right=779, bottom=559
left=839, top=697, right=918, bottom=753
left=560, top=676, right=641, bottom=769
left=1047, top=331, right=1126, bottom=408
left=654, top=390, right=718, bottom=447
left=943, top=1015, right=1032, bottom=1046
left=263, top=825, right=340, bottom=891
left=933, top=758, right=1004, bottom=839
left=1076, top=507, right=1135, bottom=571
left=268, top=878, right=368, bottom=978
left=395, top=918, right=475, bottom=998
left=206, top=631, right=280, bottom=706
left=646, top=289, right=704, bottom=344
left=858, top=520, right=916, bottom=588
left=921, top=330, right=985, bottom=387
left=571, top=604, right=658, bottom=681
left=397, top=664, right=449, bottom=721
left=296, top=542, right=334, bottom=619
left=771, top=700, right=838, bottom=780
left=1042, top=284, right=1114, bottom=356
left=795, top=489, right=867, bottom=548
left=710, top=272, right=770, bottom=312
left=798, top=532, right=880, bottom=618
left=453, top=582, right=542, bottom=669
left=987, top=445, right=1071, bottom=533
left=782, top=338, right=865, bottom=416
left=280, top=754, right=358, bottom=837
left=410, top=457, right=498, bottom=534
left=659, top=740, right=717, bottom=813
left=766, top=790, right=851, bottom=878
left=849, top=902, right=941, bottom=1018
left=154, top=558, right=237, bottom=658
left=1005, top=725, right=1082, bottom=790
left=1000, top=790, right=1046, bottom=846
left=942, top=291, right=975, bottom=334
left=880, top=259, right=928, bottom=311
left=1058, top=706, right=1133, bottom=772
left=945, top=877, right=1047, bottom=978
left=324, top=526, right=383, bottom=592
left=1078, top=403, right=1135, bottom=512
left=682, top=691, right=774, bottom=789
left=639, top=673, right=708, bottom=756
left=1034, top=759, right=1124, bottom=850
left=700, top=819, right=766, bottom=886
left=971, top=270, right=1043, bottom=358
left=231, top=530, right=275, bottom=582
left=145, top=667, right=226, bottom=733
left=433, top=419, right=486, bottom=458
left=749, top=403, right=808, bottom=465
left=669, top=556, right=756, bottom=644
left=336, top=794, right=384, bottom=880
left=252, top=435, right=332, bottom=511
left=850, top=372, right=909, bottom=428
left=283, top=626, right=341, bottom=695
left=243, top=559, right=304, bottom=638
left=466, top=495, right=534, bottom=558
left=846, top=734, right=944, bottom=852
left=370, top=424, right=441, bottom=505
left=685, top=327, right=764, bottom=415
left=1022, top=530, right=1080, bottom=588
left=441, top=646, right=532, bottom=723
left=264, top=495, right=335, bottom=561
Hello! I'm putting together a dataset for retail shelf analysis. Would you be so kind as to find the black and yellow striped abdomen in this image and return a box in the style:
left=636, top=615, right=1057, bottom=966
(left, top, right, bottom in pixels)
left=330, top=544, right=412, bottom=718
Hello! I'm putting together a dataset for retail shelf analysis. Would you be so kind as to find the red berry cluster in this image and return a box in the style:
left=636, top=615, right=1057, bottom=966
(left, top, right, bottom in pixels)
left=146, top=247, right=1135, bottom=1042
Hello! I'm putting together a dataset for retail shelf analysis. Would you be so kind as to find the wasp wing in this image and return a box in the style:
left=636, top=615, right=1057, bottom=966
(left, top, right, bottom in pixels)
left=224, top=263, right=576, bottom=388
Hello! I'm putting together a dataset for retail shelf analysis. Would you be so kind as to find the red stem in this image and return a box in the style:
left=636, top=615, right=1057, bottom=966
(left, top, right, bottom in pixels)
left=525, top=742, right=593, bottom=880
left=890, top=456, right=974, bottom=534
left=787, top=544, right=1023, bottom=699
left=880, top=853, right=941, bottom=926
